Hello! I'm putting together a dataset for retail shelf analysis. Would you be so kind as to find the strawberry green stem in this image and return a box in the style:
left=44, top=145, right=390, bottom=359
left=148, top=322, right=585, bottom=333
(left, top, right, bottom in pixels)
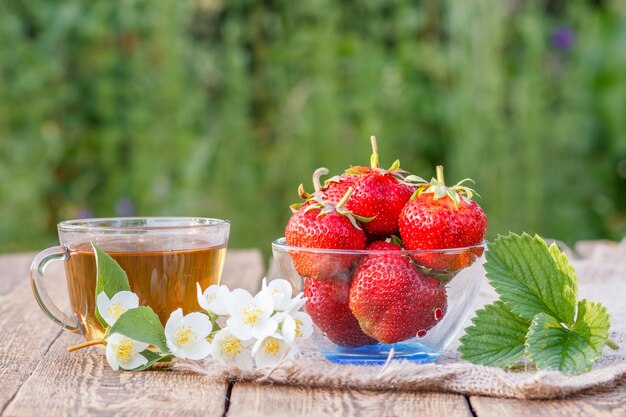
left=336, top=187, right=354, bottom=209
left=436, top=165, right=445, bottom=184
left=370, top=135, right=379, bottom=169
left=312, top=167, right=329, bottom=192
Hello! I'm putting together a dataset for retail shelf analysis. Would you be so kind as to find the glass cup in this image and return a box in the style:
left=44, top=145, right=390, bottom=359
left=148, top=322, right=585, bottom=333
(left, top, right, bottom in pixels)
left=271, top=237, right=485, bottom=364
left=30, top=217, right=230, bottom=340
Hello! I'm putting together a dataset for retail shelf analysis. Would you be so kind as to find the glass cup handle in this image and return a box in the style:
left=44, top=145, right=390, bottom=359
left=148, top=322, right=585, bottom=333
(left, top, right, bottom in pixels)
left=29, top=246, right=79, bottom=332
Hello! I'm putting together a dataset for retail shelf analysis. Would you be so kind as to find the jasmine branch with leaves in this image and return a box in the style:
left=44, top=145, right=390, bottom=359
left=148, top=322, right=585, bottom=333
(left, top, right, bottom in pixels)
left=67, top=244, right=313, bottom=371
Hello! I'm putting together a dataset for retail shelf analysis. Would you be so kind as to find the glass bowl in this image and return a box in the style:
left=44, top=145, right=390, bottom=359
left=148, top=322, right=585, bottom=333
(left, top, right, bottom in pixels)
left=271, top=237, right=486, bottom=365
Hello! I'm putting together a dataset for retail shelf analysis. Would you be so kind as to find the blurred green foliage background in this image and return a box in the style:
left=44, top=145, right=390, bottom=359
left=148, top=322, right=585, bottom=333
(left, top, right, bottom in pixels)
left=1, top=0, right=625, bottom=253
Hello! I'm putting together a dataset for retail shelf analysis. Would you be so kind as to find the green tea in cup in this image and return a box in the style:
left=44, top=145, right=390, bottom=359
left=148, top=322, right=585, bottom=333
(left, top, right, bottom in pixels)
left=30, top=217, right=229, bottom=340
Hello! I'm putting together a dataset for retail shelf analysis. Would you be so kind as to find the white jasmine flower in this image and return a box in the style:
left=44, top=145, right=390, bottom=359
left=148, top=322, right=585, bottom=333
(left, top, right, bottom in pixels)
left=252, top=334, right=295, bottom=368
left=210, top=328, right=253, bottom=370
left=226, top=288, right=277, bottom=340
left=272, top=292, right=307, bottom=324
left=96, top=291, right=139, bottom=326
left=261, top=278, right=295, bottom=311
left=105, top=333, right=149, bottom=370
left=197, top=283, right=230, bottom=315
left=280, top=311, right=313, bottom=343
left=281, top=292, right=307, bottom=315
left=165, top=308, right=213, bottom=360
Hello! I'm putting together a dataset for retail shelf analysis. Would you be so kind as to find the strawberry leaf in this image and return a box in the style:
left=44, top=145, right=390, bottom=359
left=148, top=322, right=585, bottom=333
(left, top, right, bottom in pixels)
left=458, top=301, right=530, bottom=368
left=342, top=213, right=364, bottom=231
left=387, top=159, right=401, bottom=172
left=345, top=165, right=370, bottom=175
left=485, top=233, right=577, bottom=325
left=289, top=203, right=303, bottom=213
left=526, top=300, right=610, bottom=374
left=459, top=233, right=613, bottom=374
left=404, top=174, right=428, bottom=184
left=433, top=185, right=448, bottom=199
left=324, top=175, right=342, bottom=184
left=388, top=235, right=404, bottom=247
left=351, top=213, right=375, bottom=223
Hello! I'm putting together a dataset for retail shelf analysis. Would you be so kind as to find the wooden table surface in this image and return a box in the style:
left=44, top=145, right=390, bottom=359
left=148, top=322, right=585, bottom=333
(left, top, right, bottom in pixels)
left=0, top=250, right=624, bottom=417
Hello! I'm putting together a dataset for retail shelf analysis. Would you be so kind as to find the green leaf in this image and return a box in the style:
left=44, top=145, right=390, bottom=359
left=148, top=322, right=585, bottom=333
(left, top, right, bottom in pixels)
left=130, top=350, right=174, bottom=371
left=548, top=243, right=579, bottom=301
left=485, top=233, right=577, bottom=325
left=93, top=243, right=131, bottom=327
left=324, top=175, right=342, bottom=185
left=573, top=300, right=611, bottom=354
left=93, top=244, right=131, bottom=296
left=460, top=232, right=612, bottom=374
left=342, top=213, right=364, bottom=231
left=350, top=213, right=375, bottom=223
left=458, top=301, right=531, bottom=368
left=404, top=174, right=428, bottom=184
left=387, top=159, right=401, bottom=172
left=108, top=307, right=169, bottom=353
left=526, top=300, right=610, bottom=374
left=388, top=235, right=404, bottom=247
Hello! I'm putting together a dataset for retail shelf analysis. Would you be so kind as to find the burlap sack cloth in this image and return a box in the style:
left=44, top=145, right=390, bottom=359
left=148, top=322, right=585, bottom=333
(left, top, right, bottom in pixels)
left=179, top=241, right=626, bottom=399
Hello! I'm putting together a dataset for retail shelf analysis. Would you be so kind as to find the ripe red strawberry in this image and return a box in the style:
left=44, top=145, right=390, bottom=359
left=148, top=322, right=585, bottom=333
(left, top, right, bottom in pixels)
left=285, top=188, right=367, bottom=279
left=304, top=276, right=377, bottom=347
left=349, top=253, right=447, bottom=344
left=344, top=137, right=414, bottom=236
left=322, top=173, right=361, bottom=203
left=366, top=239, right=402, bottom=251
left=399, top=165, right=487, bottom=272
left=296, top=168, right=361, bottom=206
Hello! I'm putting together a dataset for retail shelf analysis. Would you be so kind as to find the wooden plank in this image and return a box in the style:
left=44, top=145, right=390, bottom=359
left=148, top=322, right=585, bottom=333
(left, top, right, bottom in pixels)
left=221, top=249, right=265, bottom=293
left=470, top=381, right=626, bottom=417
left=0, top=253, right=66, bottom=415
left=0, top=253, right=33, bottom=295
left=574, top=240, right=622, bottom=260
left=1, top=249, right=263, bottom=417
left=265, top=258, right=280, bottom=281
left=227, top=383, right=473, bottom=417
left=3, top=332, right=228, bottom=417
